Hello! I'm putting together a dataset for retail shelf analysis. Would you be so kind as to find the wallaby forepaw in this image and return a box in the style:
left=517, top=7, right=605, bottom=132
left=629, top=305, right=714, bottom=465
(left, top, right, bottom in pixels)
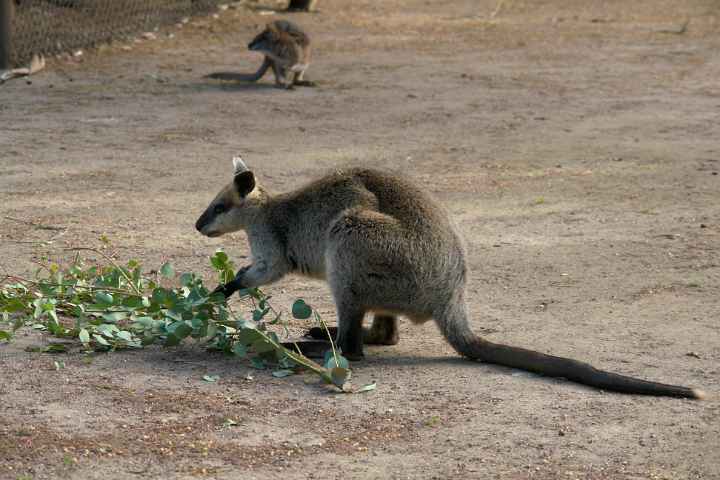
left=211, top=284, right=231, bottom=299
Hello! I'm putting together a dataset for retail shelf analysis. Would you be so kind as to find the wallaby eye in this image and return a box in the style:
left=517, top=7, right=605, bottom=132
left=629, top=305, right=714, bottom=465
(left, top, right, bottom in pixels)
left=213, top=204, right=227, bottom=215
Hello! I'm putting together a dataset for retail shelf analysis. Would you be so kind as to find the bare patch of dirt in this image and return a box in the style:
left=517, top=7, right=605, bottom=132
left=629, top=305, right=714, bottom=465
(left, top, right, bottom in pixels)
left=1, top=1, right=719, bottom=479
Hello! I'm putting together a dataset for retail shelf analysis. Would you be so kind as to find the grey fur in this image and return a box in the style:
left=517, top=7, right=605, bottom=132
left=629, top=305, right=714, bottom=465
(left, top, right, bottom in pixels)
left=205, top=20, right=315, bottom=89
left=196, top=164, right=704, bottom=399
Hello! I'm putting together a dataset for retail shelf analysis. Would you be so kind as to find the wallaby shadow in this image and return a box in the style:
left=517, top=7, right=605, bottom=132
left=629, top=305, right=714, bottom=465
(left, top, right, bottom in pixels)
left=361, top=353, right=483, bottom=369
left=193, top=80, right=280, bottom=93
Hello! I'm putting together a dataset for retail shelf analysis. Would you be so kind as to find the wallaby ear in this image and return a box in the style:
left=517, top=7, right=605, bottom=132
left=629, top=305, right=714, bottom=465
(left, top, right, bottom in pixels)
left=232, top=155, right=248, bottom=174
left=234, top=171, right=256, bottom=197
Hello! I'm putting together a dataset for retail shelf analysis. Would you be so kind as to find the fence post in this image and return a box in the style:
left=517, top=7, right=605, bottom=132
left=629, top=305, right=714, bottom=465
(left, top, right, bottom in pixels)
left=0, top=0, right=13, bottom=69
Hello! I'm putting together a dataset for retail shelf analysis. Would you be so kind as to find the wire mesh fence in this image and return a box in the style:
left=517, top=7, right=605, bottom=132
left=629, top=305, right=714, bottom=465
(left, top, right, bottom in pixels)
left=6, top=0, right=225, bottom=67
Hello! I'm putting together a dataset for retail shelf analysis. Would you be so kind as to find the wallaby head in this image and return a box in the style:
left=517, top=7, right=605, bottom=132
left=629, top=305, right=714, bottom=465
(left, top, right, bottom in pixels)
left=248, top=22, right=282, bottom=53
left=195, top=157, right=265, bottom=237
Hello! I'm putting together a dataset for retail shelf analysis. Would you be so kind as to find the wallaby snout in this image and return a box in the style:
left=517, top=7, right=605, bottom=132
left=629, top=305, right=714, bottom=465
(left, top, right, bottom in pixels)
left=195, top=210, right=219, bottom=237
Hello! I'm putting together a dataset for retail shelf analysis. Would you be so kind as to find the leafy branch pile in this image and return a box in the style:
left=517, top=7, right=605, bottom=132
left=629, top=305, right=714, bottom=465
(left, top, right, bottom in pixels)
left=0, top=249, right=372, bottom=392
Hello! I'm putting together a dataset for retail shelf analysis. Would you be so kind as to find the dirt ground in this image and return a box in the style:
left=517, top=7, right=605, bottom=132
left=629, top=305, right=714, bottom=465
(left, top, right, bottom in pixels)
left=1, top=0, right=720, bottom=478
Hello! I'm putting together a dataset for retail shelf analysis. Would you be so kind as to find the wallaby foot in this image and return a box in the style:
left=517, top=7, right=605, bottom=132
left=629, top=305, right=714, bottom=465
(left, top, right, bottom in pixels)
left=304, top=315, right=399, bottom=346
left=293, top=79, right=317, bottom=87
left=304, top=324, right=364, bottom=359
left=335, top=306, right=364, bottom=360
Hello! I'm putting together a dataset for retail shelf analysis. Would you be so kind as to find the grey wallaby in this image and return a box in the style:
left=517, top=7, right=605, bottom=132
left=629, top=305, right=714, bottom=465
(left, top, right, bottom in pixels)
left=195, top=157, right=705, bottom=399
left=205, top=20, right=315, bottom=89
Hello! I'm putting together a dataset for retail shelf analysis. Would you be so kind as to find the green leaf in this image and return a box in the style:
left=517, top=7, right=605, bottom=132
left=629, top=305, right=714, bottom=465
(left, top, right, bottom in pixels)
left=94, top=292, right=114, bottom=306
left=237, top=328, right=262, bottom=345
left=324, top=354, right=350, bottom=370
left=151, top=288, right=169, bottom=307
left=163, top=309, right=183, bottom=322
left=43, top=343, right=69, bottom=353
left=160, top=262, right=175, bottom=278
left=1, top=298, right=27, bottom=313
left=102, top=311, right=127, bottom=323
left=132, top=316, right=155, bottom=329
left=202, top=374, right=220, bottom=382
left=355, top=382, right=377, bottom=393
left=97, top=324, right=119, bottom=337
left=179, top=273, right=194, bottom=287
left=252, top=338, right=276, bottom=354
left=116, top=331, right=133, bottom=342
left=232, top=343, right=248, bottom=357
left=250, top=357, right=266, bottom=370
left=122, top=296, right=144, bottom=309
left=272, top=369, right=294, bottom=378
left=330, top=367, right=351, bottom=388
left=291, top=299, right=312, bottom=319
left=166, top=321, right=192, bottom=340
left=210, top=250, right=229, bottom=269
left=78, top=328, right=90, bottom=344
left=253, top=308, right=270, bottom=322
left=93, top=334, right=110, bottom=346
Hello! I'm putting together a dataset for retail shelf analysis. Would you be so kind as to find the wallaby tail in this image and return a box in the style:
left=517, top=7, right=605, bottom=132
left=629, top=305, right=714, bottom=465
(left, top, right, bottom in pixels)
left=438, top=301, right=704, bottom=399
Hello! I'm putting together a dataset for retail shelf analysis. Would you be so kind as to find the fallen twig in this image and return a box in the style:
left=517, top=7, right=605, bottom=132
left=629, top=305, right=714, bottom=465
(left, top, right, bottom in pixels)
left=656, top=19, right=689, bottom=35
left=3, top=215, right=64, bottom=231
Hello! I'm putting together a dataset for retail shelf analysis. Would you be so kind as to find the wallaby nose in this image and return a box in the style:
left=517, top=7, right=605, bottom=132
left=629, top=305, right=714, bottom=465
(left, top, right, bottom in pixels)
left=195, top=215, right=205, bottom=233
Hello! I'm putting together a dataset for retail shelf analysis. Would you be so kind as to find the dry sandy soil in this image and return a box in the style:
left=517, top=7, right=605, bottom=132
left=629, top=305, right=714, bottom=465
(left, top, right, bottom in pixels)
left=1, top=0, right=720, bottom=478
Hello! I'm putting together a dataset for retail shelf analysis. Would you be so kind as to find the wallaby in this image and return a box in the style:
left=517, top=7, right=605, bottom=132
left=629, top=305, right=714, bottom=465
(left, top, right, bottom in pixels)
left=205, top=20, right=315, bottom=89
left=288, top=0, right=318, bottom=11
left=195, top=157, right=705, bottom=399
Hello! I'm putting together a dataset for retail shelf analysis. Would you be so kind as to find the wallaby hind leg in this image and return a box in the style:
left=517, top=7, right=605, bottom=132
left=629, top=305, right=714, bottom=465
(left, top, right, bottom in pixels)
left=364, top=315, right=399, bottom=345
left=271, top=62, right=294, bottom=89
left=304, top=314, right=399, bottom=345
left=293, top=71, right=317, bottom=87
left=333, top=302, right=365, bottom=360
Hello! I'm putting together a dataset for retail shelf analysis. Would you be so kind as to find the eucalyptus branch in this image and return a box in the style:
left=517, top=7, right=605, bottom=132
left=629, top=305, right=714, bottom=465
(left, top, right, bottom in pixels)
left=65, top=247, right=142, bottom=295
left=1, top=249, right=356, bottom=390
left=2, top=275, right=140, bottom=295
left=315, top=311, right=340, bottom=366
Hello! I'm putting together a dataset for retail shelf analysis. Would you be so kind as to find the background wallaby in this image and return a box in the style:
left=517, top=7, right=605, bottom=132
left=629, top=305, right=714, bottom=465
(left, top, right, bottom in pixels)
left=205, top=20, right=315, bottom=89
left=195, top=157, right=705, bottom=399
left=288, top=0, right=318, bottom=11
